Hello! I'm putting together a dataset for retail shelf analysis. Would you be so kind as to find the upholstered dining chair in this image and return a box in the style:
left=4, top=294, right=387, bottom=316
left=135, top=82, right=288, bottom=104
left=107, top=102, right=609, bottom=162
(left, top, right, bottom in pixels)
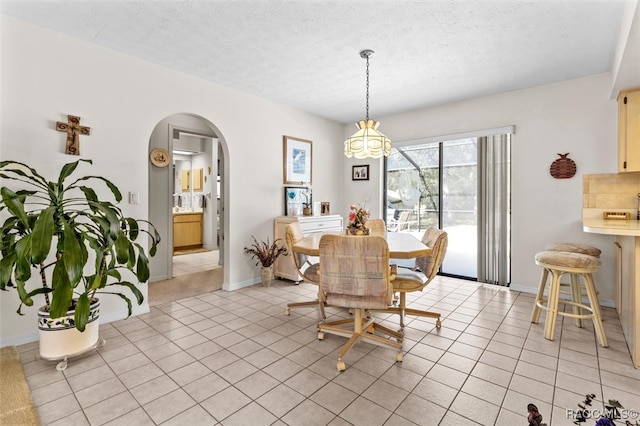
left=283, top=223, right=325, bottom=320
left=317, top=234, right=403, bottom=372
left=365, top=218, right=386, bottom=235
left=379, top=227, right=448, bottom=329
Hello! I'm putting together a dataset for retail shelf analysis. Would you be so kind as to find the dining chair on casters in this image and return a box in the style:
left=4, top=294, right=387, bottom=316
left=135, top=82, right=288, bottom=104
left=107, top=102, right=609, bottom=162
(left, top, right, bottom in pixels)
left=283, top=223, right=325, bottom=320
left=379, top=227, right=448, bottom=329
left=365, top=218, right=386, bottom=235
left=317, top=234, right=403, bottom=372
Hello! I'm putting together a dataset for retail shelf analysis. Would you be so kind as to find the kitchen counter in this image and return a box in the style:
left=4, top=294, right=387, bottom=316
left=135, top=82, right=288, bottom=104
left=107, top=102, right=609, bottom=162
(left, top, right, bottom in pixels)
left=583, top=217, right=640, bottom=236
left=172, top=210, right=203, bottom=215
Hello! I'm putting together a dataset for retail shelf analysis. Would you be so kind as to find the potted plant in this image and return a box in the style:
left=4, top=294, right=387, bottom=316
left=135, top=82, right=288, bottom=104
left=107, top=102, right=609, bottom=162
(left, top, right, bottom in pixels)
left=301, top=186, right=312, bottom=216
left=243, top=236, right=288, bottom=287
left=0, top=159, right=160, bottom=360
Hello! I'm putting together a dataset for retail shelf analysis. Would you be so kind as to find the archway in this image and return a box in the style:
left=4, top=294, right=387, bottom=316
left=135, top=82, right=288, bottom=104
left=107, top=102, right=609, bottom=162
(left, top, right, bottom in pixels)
left=147, top=113, right=229, bottom=300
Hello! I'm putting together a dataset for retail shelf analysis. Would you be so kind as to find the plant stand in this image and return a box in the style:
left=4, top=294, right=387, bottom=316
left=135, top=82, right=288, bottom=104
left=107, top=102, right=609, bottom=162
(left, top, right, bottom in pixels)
left=38, top=336, right=107, bottom=371
left=37, top=299, right=103, bottom=370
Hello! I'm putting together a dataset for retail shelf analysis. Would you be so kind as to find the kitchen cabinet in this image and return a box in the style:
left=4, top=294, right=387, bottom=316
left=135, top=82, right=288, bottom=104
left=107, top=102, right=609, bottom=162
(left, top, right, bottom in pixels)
left=618, top=87, right=640, bottom=172
left=583, top=217, right=640, bottom=368
left=274, top=215, right=343, bottom=282
left=173, top=213, right=203, bottom=250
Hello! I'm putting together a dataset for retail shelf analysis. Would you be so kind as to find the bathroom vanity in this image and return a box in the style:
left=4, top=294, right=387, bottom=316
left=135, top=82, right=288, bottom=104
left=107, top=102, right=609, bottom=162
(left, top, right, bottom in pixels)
left=173, top=211, right=203, bottom=251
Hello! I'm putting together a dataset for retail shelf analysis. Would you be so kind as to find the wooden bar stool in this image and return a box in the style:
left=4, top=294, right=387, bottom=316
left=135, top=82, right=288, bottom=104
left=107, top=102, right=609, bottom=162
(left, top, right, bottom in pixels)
left=545, top=242, right=602, bottom=325
left=531, top=251, right=608, bottom=347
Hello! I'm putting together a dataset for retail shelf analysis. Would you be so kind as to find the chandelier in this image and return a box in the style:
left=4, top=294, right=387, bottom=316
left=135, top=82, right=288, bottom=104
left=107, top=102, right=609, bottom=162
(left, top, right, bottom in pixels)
left=344, top=49, right=391, bottom=159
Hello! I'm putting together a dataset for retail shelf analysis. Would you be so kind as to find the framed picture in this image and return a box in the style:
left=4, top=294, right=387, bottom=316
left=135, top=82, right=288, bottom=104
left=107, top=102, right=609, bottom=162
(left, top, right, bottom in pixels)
left=352, top=165, right=369, bottom=181
left=283, top=135, right=312, bottom=184
left=284, top=186, right=311, bottom=216
left=320, top=202, right=330, bottom=215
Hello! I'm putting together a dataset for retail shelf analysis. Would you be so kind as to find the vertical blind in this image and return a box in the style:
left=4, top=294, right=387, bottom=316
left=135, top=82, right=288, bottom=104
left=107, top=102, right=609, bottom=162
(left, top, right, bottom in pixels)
left=477, top=134, right=511, bottom=285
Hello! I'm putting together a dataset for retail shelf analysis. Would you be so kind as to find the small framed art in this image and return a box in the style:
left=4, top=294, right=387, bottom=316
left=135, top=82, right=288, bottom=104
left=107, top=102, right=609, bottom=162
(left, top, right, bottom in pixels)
left=284, top=186, right=311, bottom=216
left=352, top=165, right=369, bottom=181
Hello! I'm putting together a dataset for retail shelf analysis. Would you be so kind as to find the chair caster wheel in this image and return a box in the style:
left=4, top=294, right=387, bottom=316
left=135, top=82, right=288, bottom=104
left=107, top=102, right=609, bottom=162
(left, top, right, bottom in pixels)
left=284, top=308, right=290, bottom=316
left=56, top=358, right=68, bottom=371
left=317, top=332, right=324, bottom=340
left=337, top=360, right=346, bottom=371
left=396, top=352, right=403, bottom=363
left=436, top=319, right=441, bottom=328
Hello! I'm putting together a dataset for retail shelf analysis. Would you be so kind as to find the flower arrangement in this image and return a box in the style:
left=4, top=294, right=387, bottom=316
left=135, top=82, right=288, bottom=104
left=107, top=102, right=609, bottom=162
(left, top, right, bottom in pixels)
left=243, top=236, right=288, bottom=268
left=347, top=204, right=371, bottom=235
left=301, top=186, right=312, bottom=209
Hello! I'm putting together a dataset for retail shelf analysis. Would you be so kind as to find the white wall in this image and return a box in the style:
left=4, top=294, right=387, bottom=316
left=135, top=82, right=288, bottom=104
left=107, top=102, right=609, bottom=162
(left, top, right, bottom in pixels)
left=349, top=74, right=620, bottom=301
left=0, top=16, right=345, bottom=346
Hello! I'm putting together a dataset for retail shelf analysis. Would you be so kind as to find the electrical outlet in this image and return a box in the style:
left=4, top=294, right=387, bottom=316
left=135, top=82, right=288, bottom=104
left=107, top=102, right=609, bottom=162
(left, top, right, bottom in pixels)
left=129, top=191, right=139, bottom=205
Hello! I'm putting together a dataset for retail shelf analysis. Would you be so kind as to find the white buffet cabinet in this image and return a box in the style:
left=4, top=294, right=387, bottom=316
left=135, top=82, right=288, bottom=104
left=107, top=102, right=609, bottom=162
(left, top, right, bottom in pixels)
left=274, top=215, right=343, bottom=282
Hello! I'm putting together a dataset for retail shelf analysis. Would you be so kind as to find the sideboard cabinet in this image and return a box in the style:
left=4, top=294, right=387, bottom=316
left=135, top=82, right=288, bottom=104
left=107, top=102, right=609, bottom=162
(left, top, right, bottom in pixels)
left=618, top=87, right=640, bottom=172
left=274, top=215, right=343, bottom=282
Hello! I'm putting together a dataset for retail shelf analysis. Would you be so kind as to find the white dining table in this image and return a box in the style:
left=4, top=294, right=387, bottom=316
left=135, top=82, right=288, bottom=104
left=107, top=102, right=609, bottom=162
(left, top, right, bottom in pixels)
left=292, top=231, right=431, bottom=260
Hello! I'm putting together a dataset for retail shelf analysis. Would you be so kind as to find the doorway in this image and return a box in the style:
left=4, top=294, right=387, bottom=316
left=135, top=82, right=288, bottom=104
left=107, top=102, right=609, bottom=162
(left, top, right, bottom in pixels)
left=148, top=114, right=227, bottom=291
left=171, top=129, right=221, bottom=276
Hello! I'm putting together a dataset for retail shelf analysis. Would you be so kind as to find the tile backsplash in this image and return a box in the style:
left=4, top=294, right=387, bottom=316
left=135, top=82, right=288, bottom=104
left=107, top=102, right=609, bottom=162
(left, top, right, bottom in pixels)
left=583, top=173, right=640, bottom=209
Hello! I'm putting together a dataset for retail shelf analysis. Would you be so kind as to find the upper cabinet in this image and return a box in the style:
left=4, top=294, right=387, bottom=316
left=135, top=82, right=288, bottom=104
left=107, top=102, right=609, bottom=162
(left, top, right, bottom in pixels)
left=192, top=168, right=203, bottom=191
left=618, top=88, right=640, bottom=172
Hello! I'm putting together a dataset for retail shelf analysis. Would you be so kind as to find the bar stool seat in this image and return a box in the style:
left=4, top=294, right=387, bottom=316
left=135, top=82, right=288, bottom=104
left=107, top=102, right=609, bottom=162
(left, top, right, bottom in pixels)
left=531, top=251, right=608, bottom=347
left=545, top=242, right=601, bottom=258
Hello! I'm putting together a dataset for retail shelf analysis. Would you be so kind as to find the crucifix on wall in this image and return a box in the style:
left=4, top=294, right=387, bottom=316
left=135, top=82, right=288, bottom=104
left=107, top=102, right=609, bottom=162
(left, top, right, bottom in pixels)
left=56, top=115, right=91, bottom=155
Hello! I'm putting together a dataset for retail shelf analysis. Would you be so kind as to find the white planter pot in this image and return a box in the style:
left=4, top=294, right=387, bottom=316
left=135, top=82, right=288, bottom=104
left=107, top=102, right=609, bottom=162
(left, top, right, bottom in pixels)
left=261, top=266, right=273, bottom=287
left=38, top=299, right=101, bottom=360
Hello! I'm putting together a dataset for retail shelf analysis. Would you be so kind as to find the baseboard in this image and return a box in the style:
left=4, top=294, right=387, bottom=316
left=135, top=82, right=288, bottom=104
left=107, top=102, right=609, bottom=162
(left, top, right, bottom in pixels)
left=223, top=278, right=260, bottom=291
left=508, top=284, right=616, bottom=308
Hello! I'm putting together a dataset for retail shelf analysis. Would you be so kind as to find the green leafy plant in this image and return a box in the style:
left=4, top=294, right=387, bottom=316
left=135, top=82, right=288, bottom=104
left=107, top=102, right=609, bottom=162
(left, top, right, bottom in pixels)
left=0, top=159, right=161, bottom=331
left=244, top=236, right=288, bottom=268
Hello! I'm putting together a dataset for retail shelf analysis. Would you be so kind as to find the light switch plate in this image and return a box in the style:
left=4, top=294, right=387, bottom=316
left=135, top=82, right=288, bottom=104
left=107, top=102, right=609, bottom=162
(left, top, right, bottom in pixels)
left=129, top=191, right=139, bottom=205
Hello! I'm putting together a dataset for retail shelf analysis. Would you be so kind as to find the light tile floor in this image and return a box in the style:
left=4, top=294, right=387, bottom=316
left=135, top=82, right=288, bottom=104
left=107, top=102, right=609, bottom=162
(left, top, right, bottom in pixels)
left=18, top=276, right=640, bottom=426
left=173, top=250, right=220, bottom=276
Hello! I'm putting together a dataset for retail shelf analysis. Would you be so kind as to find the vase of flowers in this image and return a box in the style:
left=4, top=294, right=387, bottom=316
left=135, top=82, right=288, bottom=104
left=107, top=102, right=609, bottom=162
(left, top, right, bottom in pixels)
left=244, top=236, right=288, bottom=287
left=346, top=204, right=371, bottom=235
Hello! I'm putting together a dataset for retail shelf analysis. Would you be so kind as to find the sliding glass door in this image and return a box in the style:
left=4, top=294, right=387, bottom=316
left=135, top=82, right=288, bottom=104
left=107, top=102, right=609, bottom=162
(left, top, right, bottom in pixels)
left=385, top=135, right=510, bottom=284
left=440, top=139, right=478, bottom=278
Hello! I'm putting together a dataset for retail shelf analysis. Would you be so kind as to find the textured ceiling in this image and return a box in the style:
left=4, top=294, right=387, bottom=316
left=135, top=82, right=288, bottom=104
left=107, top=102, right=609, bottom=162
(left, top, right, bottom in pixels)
left=0, top=0, right=629, bottom=123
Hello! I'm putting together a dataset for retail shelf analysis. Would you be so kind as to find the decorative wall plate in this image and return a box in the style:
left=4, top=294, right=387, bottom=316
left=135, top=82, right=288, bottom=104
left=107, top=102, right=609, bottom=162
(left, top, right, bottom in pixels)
left=150, top=148, right=170, bottom=167
left=550, top=153, right=576, bottom=179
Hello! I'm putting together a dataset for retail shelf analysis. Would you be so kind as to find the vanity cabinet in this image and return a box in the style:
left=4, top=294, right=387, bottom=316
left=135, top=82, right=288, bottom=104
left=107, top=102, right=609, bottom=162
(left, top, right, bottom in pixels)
left=618, top=87, right=640, bottom=172
left=274, top=215, right=343, bottom=282
left=173, top=213, right=203, bottom=250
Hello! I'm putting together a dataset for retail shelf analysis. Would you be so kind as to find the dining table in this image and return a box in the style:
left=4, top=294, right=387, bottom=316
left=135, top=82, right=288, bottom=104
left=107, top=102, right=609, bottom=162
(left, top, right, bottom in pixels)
left=292, top=231, right=431, bottom=259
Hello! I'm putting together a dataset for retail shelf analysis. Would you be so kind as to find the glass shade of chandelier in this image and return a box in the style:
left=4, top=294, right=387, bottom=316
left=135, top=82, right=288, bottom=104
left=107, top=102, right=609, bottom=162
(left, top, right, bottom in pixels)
left=344, top=50, right=391, bottom=159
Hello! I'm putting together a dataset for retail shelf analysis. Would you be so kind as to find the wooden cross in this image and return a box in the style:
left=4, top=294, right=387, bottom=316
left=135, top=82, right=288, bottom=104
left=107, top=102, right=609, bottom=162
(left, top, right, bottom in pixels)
left=56, top=115, right=91, bottom=155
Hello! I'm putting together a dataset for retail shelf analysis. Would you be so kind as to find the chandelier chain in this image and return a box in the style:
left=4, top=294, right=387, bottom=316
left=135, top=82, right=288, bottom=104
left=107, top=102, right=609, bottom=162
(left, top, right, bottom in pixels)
left=365, top=54, right=370, bottom=121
